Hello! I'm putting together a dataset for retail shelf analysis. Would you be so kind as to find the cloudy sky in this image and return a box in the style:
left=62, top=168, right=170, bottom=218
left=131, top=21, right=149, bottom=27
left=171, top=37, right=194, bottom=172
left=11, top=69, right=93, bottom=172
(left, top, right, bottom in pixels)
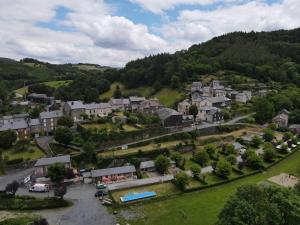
left=0, top=0, right=299, bottom=67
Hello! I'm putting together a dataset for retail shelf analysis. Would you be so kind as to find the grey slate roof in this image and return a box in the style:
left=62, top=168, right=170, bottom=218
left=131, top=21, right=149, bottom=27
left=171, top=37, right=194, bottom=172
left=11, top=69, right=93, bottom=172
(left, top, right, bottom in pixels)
left=0, top=119, right=28, bottom=131
left=205, top=96, right=230, bottom=104
left=91, top=165, right=136, bottom=178
left=110, top=98, right=130, bottom=105
left=140, top=161, right=155, bottom=169
left=29, top=118, right=41, bottom=126
left=85, top=103, right=111, bottom=110
left=34, top=155, right=71, bottom=167
left=129, top=96, right=146, bottom=102
left=289, top=124, right=300, bottom=129
left=40, top=110, right=63, bottom=119
left=157, top=108, right=182, bottom=120
left=67, top=101, right=85, bottom=110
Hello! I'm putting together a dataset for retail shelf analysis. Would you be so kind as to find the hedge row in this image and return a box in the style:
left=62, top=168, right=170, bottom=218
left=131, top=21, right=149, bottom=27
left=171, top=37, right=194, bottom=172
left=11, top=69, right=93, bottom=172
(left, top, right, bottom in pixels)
left=0, top=196, right=72, bottom=210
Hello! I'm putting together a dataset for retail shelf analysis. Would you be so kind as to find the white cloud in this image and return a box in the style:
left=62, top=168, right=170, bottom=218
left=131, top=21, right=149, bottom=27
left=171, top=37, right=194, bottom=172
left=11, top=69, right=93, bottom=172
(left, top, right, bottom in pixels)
left=159, top=0, right=300, bottom=50
left=0, top=0, right=166, bottom=67
left=129, top=0, right=243, bottom=14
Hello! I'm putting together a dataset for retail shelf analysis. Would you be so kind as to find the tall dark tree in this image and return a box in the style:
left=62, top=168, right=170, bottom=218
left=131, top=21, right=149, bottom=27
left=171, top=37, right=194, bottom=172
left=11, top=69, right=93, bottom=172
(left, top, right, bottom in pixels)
left=189, top=105, right=199, bottom=121
left=0, top=130, right=17, bottom=149
left=54, top=127, right=73, bottom=146
left=113, top=85, right=122, bottom=98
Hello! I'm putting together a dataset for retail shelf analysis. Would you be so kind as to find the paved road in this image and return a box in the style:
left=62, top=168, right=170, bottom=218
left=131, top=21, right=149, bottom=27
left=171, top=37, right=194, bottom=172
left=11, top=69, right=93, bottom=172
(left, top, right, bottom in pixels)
left=0, top=167, right=33, bottom=190
left=18, top=184, right=116, bottom=225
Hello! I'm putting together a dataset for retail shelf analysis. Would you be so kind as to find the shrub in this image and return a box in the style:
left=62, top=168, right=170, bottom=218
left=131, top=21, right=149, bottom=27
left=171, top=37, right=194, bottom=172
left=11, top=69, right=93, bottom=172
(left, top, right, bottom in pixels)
left=194, top=150, right=210, bottom=166
left=174, top=172, right=189, bottom=191
left=215, top=159, right=232, bottom=179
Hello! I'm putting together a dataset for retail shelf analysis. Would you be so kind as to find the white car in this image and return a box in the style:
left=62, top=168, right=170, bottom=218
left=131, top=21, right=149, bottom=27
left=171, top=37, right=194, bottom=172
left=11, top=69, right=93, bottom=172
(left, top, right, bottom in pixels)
left=29, top=183, right=49, bottom=192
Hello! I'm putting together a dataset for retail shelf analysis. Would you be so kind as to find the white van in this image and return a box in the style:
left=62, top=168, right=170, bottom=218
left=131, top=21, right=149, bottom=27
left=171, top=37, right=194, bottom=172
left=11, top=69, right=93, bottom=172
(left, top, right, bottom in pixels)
left=29, top=183, right=49, bottom=192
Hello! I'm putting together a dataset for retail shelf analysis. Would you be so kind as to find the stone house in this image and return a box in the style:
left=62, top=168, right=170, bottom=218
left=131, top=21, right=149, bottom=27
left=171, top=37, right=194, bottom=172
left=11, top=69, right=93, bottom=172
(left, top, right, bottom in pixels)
left=84, top=103, right=112, bottom=118
left=0, top=118, right=30, bottom=139
left=39, top=110, right=63, bottom=134
left=109, top=98, right=130, bottom=111
left=272, top=109, right=290, bottom=128
left=129, top=96, right=146, bottom=112
left=34, top=155, right=71, bottom=177
left=157, top=108, right=183, bottom=127
left=63, top=101, right=85, bottom=122
left=178, top=100, right=191, bottom=116
left=137, top=98, right=163, bottom=114
left=27, top=93, right=54, bottom=105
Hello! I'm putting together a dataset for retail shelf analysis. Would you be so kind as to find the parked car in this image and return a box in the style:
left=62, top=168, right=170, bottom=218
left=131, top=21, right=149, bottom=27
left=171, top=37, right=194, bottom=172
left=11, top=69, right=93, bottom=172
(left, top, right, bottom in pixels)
left=96, top=182, right=107, bottom=190
left=95, top=190, right=108, bottom=197
left=29, top=183, right=49, bottom=192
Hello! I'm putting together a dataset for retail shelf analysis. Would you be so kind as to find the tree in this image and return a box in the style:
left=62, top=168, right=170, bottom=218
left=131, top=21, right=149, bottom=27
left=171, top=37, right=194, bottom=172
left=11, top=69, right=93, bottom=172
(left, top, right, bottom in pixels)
left=154, top=155, right=170, bottom=174
left=252, top=135, right=262, bottom=148
left=194, top=150, right=209, bottom=166
left=15, top=139, right=30, bottom=151
left=246, top=151, right=263, bottom=169
left=174, top=172, right=189, bottom=191
left=224, top=144, right=235, bottom=155
left=130, top=157, right=141, bottom=170
left=54, top=127, right=73, bottom=146
left=190, top=164, right=201, bottom=178
left=113, top=85, right=122, bottom=98
left=294, top=182, right=300, bottom=196
left=283, top=132, right=293, bottom=141
left=54, top=185, right=67, bottom=199
left=204, top=144, right=216, bottom=157
left=189, top=105, right=198, bottom=120
left=215, top=159, right=232, bottom=179
left=263, top=142, right=276, bottom=162
left=226, top=154, right=237, bottom=165
left=0, top=81, right=8, bottom=101
left=47, top=163, right=66, bottom=184
left=170, top=152, right=183, bottom=167
left=0, top=130, right=17, bottom=149
left=263, top=129, right=275, bottom=142
left=83, top=142, right=96, bottom=163
left=5, top=181, right=19, bottom=196
left=57, top=116, right=74, bottom=128
left=216, top=184, right=300, bottom=225
left=253, top=98, right=275, bottom=124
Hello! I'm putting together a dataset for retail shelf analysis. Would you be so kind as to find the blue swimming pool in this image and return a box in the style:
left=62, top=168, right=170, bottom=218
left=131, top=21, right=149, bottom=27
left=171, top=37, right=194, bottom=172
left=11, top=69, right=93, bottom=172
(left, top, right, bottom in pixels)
left=120, top=191, right=157, bottom=203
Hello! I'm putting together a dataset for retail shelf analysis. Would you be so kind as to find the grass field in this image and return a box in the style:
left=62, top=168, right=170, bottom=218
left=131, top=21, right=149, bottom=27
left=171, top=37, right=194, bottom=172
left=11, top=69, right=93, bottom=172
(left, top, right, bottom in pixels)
left=153, top=88, right=184, bottom=107
left=82, top=123, right=139, bottom=132
left=14, top=80, right=71, bottom=96
left=100, top=82, right=152, bottom=100
left=44, top=80, right=72, bottom=88
left=2, top=145, right=45, bottom=161
left=120, top=149, right=300, bottom=225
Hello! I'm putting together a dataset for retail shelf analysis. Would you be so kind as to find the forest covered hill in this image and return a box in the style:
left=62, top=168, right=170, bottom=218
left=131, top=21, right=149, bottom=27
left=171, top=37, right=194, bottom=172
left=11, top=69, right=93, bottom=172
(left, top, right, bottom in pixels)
left=119, top=28, right=300, bottom=88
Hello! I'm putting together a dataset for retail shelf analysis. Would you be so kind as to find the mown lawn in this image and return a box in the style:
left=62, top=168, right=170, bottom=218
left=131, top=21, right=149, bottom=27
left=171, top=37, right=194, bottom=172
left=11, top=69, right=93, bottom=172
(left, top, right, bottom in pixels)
left=153, top=88, right=184, bottom=107
left=121, top=149, right=300, bottom=225
left=0, top=216, right=36, bottom=225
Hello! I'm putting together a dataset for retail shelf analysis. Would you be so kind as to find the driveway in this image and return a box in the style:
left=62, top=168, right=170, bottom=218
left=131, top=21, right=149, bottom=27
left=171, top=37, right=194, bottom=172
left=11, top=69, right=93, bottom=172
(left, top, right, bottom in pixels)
left=0, top=167, right=33, bottom=190
left=17, top=184, right=116, bottom=225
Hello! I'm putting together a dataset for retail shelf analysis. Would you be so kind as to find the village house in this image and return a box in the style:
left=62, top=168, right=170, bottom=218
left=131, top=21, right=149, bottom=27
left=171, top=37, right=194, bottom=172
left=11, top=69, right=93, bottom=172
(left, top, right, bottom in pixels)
left=84, top=103, right=112, bottom=118
left=39, top=110, right=63, bottom=134
left=137, top=98, right=163, bottom=114
left=0, top=117, right=30, bottom=139
left=63, top=101, right=86, bottom=122
left=109, top=98, right=130, bottom=111
left=197, top=106, right=223, bottom=123
left=235, top=91, right=252, bottom=103
left=194, top=96, right=230, bottom=109
left=28, top=118, right=42, bottom=134
left=177, top=100, right=191, bottom=115
left=27, top=93, right=54, bottom=105
left=157, top=108, right=183, bottom=127
left=34, top=155, right=71, bottom=177
left=140, top=160, right=155, bottom=172
left=129, top=96, right=146, bottom=112
left=272, top=109, right=290, bottom=128
left=191, top=82, right=202, bottom=93
left=90, top=165, right=136, bottom=183
left=289, top=124, right=300, bottom=134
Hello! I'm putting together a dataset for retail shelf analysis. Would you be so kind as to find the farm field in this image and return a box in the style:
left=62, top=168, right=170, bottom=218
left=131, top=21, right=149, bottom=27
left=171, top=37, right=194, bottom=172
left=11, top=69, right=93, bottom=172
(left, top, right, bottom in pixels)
left=44, top=80, right=72, bottom=88
left=120, top=148, right=300, bottom=225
